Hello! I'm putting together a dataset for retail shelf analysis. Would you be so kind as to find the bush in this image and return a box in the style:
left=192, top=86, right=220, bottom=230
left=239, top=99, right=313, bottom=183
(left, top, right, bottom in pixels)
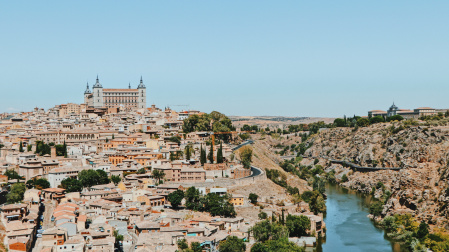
left=369, top=201, right=383, bottom=216
left=388, top=115, right=404, bottom=122
left=258, top=211, right=268, bottom=220
left=341, top=174, right=349, bottom=182
left=240, top=146, right=253, bottom=169
left=249, top=193, right=259, bottom=204
left=357, top=117, right=370, bottom=127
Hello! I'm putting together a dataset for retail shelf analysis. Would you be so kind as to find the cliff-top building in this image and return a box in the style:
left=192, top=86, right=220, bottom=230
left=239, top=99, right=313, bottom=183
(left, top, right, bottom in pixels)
left=368, top=103, right=437, bottom=119
left=84, top=76, right=146, bottom=109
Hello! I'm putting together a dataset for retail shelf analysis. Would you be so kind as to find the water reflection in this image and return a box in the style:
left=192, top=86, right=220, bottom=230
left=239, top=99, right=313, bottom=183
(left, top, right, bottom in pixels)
left=317, top=184, right=404, bottom=252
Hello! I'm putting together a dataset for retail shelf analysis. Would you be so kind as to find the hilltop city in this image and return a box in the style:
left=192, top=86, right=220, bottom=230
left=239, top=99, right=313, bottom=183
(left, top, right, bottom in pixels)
left=0, top=77, right=324, bottom=252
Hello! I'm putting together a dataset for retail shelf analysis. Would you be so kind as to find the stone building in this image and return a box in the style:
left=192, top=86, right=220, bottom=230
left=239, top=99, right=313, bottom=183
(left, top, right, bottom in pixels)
left=368, top=103, right=437, bottom=119
left=84, top=76, right=147, bottom=109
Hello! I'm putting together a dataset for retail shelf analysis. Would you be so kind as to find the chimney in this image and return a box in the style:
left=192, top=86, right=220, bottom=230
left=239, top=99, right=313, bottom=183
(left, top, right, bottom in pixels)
left=51, top=146, right=56, bottom=158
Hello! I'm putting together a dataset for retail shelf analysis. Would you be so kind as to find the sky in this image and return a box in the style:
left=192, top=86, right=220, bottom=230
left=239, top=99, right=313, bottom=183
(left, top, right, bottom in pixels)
left=1, top=1, right=449, bottom=117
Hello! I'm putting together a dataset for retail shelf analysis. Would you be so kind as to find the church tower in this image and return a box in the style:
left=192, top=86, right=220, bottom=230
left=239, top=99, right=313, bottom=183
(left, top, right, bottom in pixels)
left=84, top=82, right=91, bottom=105
left=92, top=75, right=104, bottom=108
left=137, top=76, right=147, bottom=109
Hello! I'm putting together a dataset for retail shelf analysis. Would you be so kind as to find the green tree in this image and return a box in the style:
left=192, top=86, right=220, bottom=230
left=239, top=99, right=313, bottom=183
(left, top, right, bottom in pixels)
left=333, top=118, right=346, bottom=127
left=177, top=239, right=189, bottom=250
left=251, top=239, right=305, bottom=252
left=242, top=124, right=252, bottom=131
left=183, top=112, right=234, bottom=136
left=5, top=169, right=23, bottom=180
left=251, top=220, right=289, bottom=242
left=63, top=140, right=67, bottom=158
left=190, top=242, right=202, bottom=252
left=217, top=142, right=223, bottom=163
left=96, top=169, right=110, bottom=184
left=208, top=144, right=214, bottom=164
left=369, top=201, right=383, bottom=216
left=219, top=236, right=246, bottom=252
left=249, top=193, right=259, bottom=204
left=240, top=146, right=253, bottom=169
left=7, top=183, right=26, bottom=203
left=309, top=191, right=326, bottom=214
left=185, top=145, right=192, bottom=160
left=152, top=169, right=165, bottom=184
left=19, top=141, right=23, bottom=152
left=168, top=136, right=181, bottom=144
left=113, top=230, right=124, bottom=250
left=286, top=214, right=310, bottom=237
left=258, top=211, right=268, bottom=220
left=357, top=117, right=370, bottom=127
left=111, top=175, right=121, bottom=185
left=416, top=221, right=429, bottom=239
left=388, top=115, right=404, bottom=121
left=78, top=169, right=109, bottom=188
left=33, top=178, right=50, bottom=190
left=341, top=174, right=349, bottom=182
left=168, top=189, right=185, bottom=209
left=185, top=187, right=202, bottom=211
left=370, top=115, right=385, bottom=124
left=60, top=178, right=83, bottom=192
left=27, top=144, right=32, bottom=152
left=136, top=168, right=146, bottom=174
left=203, top=193, right=236, bottom=217
left=200, top=145, right=207, bottom=165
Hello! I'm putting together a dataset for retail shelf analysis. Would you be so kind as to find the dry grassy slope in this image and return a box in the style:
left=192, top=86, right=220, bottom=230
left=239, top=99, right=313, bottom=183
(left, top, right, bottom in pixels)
left=235, top=135, right=310, bottom=193
left=304, top=122, right=449, bottom=228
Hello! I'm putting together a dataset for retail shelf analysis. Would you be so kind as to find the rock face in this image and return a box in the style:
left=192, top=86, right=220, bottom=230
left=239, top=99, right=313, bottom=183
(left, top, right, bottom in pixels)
left=304, top=123, right=449, bottom=228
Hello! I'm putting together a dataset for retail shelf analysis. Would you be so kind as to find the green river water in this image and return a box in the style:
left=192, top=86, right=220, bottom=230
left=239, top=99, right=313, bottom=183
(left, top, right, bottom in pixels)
left=317, top=183, right=406, bottom=252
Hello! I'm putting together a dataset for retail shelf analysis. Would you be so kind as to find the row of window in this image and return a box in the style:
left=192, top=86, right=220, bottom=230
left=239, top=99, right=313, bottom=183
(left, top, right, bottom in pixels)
left=104, top=93, right=138, bottom=96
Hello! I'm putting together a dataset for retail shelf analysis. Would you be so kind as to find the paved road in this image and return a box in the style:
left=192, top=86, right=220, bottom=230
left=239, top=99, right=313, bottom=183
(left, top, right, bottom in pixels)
left=249, top=167, right=262, bottom=177
left=42, top=201, right=55, bottom=229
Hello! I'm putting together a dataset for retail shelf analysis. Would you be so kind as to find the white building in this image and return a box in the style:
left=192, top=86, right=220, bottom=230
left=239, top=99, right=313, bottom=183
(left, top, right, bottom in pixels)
left=84, top=76, right=147, bottom=109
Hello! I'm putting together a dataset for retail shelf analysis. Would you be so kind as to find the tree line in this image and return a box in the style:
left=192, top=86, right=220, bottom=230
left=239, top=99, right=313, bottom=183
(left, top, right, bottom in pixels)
left=167, top=186, right=236, bottom=218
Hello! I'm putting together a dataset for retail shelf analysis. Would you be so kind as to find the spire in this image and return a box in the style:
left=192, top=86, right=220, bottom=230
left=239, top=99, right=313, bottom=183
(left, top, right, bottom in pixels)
left=129, top=82, right=131, bottom=89
left=138, top=76, right=146, bottom=89
left=84, top=81, right=91, bottom=94
left=93, top=75, right=102, bottom=88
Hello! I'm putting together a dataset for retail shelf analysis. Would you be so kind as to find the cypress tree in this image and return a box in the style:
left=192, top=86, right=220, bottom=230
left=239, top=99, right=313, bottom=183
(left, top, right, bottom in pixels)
left=200, top=145, right=206, bottom=165
left=281, top=209, right=285, bottom=225
left=217, top=142, right=223, bottom=163
left=208, top=143, right=214, bottom=164
left=63, top=140, right=67, bottom=158
left=19, top=141, right=24, bottom=152
left=185, top=146, right=191, bottom=160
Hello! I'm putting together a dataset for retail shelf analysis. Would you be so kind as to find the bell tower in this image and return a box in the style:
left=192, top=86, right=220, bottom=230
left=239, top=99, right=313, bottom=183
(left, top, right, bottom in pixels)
left=84, top=82, right=91, bottom=105
left=137, top=76, right=147, bottom=109
left=92, top=75, right=104, bottom=108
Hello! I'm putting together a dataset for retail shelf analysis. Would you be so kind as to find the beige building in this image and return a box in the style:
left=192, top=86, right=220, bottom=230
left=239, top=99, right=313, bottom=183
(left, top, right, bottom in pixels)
left=369, top=103, right=438, bottom=119
left=58, top=103, right=81, bottom=118
left=84, top=76, right=147, bottom=109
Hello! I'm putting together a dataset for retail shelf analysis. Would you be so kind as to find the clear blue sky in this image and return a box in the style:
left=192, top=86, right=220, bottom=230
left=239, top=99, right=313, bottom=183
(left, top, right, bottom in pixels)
left=1, top=1, right=449, bottom=117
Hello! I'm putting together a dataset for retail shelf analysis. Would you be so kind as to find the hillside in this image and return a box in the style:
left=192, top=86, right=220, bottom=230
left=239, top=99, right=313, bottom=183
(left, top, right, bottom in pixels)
left=303, top=122, right=449, bottom=229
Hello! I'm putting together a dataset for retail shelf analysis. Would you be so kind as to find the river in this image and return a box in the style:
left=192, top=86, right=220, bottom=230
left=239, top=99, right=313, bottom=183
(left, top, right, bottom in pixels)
left=317, top=183, right=404, bottom=252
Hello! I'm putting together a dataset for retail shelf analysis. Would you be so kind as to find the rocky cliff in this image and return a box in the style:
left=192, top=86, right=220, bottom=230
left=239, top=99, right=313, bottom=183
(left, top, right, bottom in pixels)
left=303, top=122, right=449, bottom=228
